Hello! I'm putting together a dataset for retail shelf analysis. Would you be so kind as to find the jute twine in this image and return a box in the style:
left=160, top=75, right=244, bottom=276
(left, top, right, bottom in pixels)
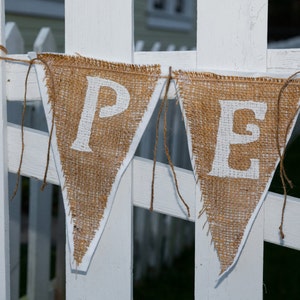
left=174, top=71, right=300, bottom=273
left=0, top=50, right=56, bottom=199
left=150, top=67, right=190, bottom=218
left=276, top=71, right=300, bottom=239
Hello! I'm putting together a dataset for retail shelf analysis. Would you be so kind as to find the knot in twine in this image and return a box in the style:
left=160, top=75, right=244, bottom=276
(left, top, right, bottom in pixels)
left=0, top=50, right=56, bottom=200
left=150, top=66, right=190, bottom=218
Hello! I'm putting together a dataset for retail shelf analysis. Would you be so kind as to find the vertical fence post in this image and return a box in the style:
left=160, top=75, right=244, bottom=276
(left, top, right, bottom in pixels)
left=26, top=182, right=53, bottom=300
left=5, top=21, right=24, bottom=300
left=25, top=28, right=59, bottom=300
left=0, top=1, right=10, bottom=299
left=65, top=0, right=134, bottom=299
left=8, top=171, right=21, bottom=300
left=54, top=192, right=66, bottom=300
left=5, top=22, right=24, bottom=54
left=194, top=0, right=268, bottom=299
left=33, top=27, right=57, bottom=53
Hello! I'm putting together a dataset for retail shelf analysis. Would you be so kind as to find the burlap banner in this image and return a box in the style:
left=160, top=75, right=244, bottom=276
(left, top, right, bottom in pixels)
left=174, top=71, right=300, bottom=277
left=33, top=53, right=163, bottom=271
left=28, top=50, right=300, bottom=278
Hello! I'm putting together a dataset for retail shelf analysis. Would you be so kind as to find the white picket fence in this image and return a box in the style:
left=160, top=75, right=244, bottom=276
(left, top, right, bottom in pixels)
left=1, top=0, right=300, bottom=299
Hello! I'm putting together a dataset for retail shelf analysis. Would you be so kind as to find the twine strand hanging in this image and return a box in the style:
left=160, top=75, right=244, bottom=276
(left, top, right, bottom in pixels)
left=276, top=70, right=300, bottom=239
left=150, top=67, right=190, bottom=218
left=0, top=53, right=56, bottom=198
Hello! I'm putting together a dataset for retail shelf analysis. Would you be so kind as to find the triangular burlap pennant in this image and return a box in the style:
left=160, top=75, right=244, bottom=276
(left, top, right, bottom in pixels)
left=174, top=71, right=300, bottom=277
left=33, top=53, right=162, bottom=271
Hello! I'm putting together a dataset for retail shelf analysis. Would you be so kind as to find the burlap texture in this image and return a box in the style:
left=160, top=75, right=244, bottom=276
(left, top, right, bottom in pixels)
left=38, top=53, right=161, bottom=266
left=174, top=71, right=300, bottom=274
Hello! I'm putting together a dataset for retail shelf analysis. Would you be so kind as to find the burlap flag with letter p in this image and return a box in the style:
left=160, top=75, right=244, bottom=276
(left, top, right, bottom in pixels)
left=174, top=71, right=300, bottom=277
left=33, top=53, right=163, bottom=272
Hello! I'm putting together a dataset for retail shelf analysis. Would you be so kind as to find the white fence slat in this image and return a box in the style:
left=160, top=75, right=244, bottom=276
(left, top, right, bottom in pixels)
left=267, top=49, right=300, bottom=73
left=151, top=42, right=161, bottom=51
left=28, top=33, right=56, bottom=299
left=166, top=44, right=176, bottom=51
left=33, top=27, right=57, bottom=53
left=27, top=181, right=53, bottom=300
left=179, top=45, right=188, bottom=51
left=6, top=23, right=24, bottom=300
left=195, top=0, right=268, bottom=298
left=0, top=1, right=10, bottom=298
left=8, top=172, right=21, bottom=300
left=54, top=191, right=66, bottom=300
left=197, top=0, right=268, bottom=72
left=5, top=22, right=24, bottom=54
left=65, top=0, right=134, bottom=299
left=8, top=177, right=21, bottom=300
left=163, top=216, right=183, bottom=266
left=7, top=103, right=23, bottom=300
left=134, top=207, right=150, bottom=281
left=6, top=26, right=24, bottom=300
left=26, top=103, right=53, bottom=300
left=65, top=0, right=133, bottom=63
left=7, top=124, right=58, bottom=185
left=147, top=211, right=164, bottom=273
left=135, top=40, right=145, bottom=51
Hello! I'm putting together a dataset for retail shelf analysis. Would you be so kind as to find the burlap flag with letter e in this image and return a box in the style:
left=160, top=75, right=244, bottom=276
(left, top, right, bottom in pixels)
left=174, top=70, right=300, bottom=277
left=33, top=53, right=163, bottom=272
